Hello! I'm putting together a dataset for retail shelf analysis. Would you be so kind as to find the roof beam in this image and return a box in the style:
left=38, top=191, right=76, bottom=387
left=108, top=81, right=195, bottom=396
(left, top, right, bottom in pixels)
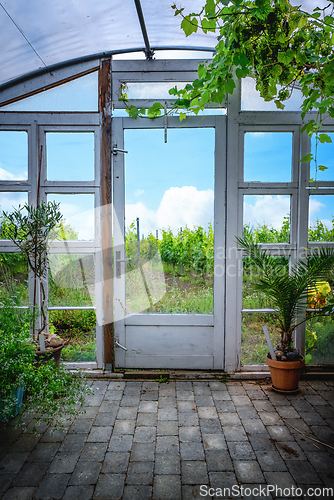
left=134, top=0, right=154, bottom=60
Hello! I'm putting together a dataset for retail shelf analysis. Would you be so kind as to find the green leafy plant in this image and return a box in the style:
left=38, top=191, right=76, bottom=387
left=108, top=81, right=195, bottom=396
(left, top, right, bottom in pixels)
left=0, top=297, right=92, bottom=427
left=237, top=235, right=334, bottom=357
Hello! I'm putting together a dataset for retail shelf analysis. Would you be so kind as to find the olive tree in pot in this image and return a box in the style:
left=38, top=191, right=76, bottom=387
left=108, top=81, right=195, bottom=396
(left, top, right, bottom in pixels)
left=1, top=200, right=63, bottom=355
left=237, top=236, right=334, bottom=393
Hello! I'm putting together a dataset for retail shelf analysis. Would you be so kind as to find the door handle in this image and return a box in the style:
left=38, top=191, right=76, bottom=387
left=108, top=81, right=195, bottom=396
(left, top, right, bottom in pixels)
left=115, top=251, right=131, bottom=278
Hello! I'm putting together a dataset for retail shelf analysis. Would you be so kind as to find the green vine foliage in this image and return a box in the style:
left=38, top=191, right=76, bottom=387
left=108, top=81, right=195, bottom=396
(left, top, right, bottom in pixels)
left=121, top=0, right=334, bottom=170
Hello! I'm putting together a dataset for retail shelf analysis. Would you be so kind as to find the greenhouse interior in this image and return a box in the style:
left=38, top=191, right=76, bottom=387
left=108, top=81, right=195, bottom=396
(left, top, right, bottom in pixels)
left=0, top=0, right=334, bottom=374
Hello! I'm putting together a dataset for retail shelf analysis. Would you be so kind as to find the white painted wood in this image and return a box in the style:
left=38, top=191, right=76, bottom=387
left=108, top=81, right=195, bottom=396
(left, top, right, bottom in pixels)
left=225, top=78, right=241, bottom=373
left=213, top=116, right=226, bottom=369
left=0, top=113, right=99, bottom=126
left=123, top=354, right=214, bottom=370
left=125, top=326, right=214, bottom=355
left=113, top=117, right=126, bottom=368
left=125, top=314, right=214, bottom=326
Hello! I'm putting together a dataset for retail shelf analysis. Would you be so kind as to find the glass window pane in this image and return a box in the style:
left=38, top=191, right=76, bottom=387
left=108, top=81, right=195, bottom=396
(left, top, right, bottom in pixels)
left=49, top=254, right=95, bottom=307
left=0, top=252, right=28, bottom=305
left=306, top=315, right=334, bottom=365
left=241, top=77, right=304, bottom=111
left=0, top=192, right=28, bottom=228
left=243, top=256, right=289, bottom=310
left=0, top=131, right=28, bottom=180
left=49, top=310, right=96, bottom=362
left=47, top=194, right=94, bottom=241
left=2, top=73, right=98, bottom=112
left=244, top=132, right=292, bottom=182
left=124, top=127, right=215, bottom=314
left=242, top=313, right=281, bottom=365
left=309, top=195, right=334, bottom=242
left=310, top=133, right=334, bottom=182
left=243, top=195, right=290, bottom=243
left=46, top=132, right=95, bottom=181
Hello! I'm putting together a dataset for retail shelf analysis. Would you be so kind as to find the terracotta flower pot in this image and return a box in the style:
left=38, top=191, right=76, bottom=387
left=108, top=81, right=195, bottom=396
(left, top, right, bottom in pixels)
left=266, top=354, right=305, bottom=393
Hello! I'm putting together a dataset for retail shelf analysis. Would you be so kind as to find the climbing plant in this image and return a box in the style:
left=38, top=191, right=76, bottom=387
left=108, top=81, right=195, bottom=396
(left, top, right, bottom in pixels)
left=121, top=0, right=334, bottom=175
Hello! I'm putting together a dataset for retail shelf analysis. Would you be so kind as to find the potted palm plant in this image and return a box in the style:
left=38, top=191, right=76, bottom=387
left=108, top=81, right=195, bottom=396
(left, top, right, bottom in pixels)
left=237, top=236, right=334, bottom=392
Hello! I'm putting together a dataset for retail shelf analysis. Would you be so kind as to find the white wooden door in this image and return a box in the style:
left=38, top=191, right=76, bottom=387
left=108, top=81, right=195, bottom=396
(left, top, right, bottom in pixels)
left=113, top=115, right=226, bottom=369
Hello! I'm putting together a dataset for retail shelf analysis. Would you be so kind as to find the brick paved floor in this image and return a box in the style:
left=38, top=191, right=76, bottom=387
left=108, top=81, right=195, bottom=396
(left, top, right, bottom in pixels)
left=0, top=379, right=334, bottom=499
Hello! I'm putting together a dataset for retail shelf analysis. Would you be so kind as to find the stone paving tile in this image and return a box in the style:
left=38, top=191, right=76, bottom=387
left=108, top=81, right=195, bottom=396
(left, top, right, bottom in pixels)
left=234, top=460, right=265, bottom=483
left=179, top=426, right=201, bottom=442
left=59, top=433, right=87, bottom=452
left=113, top=420, right=135, bottom=435
left=200, top=418, right=223, bottom=434
left=153, top=475, right=181, bottom=500
left=101, top=451, right=130, bottom=473
left=80, top=442, right=108, bottom=462
left=178, top=412, right=199, bottom=426
left=126, top=461, right=154, bottom=484
left=108, top=434, right=133, bottom=452
left=157, top=420, right=178, bottom=435
left=93, top=473, right=125, bottom=500
left=27, top=442, right=59, bottom=462
left=255, top=450, right=287, bottom=472
left=181, top=460, right=208, bottom=484
left=34, top=473, right=70, bottom=500
left=209, top=470, right=238, bottom=488
left=12, top=461, right=49, bottom=486
left=3, top=487, right=37, bottom=500
left=69, top=461, right=102, bottom=485
left=156, top=436, right=179, bottom=454
left=63, top=485, right=95, bottom=500
left=136, top=413, right=157, bottom=427
left=227, top=441, right=256, bottom=460
left=222, top=424, right=248, bottom=442
left=123, top=485, right=152, bottom=500
left=180, top=441, right=205, bottom=461
left=48, top=451, right=80, bottom=474
left=202, top=433, right=227, bottom=450
left=154, top=454, right=180, bottom=475
left=0, top=452, right=30, bottom=474
left=131, top=443, right=155, bottom=461
left=205, top=449, right=233, bottom=471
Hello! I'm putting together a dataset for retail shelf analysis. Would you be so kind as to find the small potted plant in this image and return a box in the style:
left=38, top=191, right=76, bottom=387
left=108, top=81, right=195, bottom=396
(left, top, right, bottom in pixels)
left=237, top=236, right=334, bottom=392
left=1, top=200, right=64, bottom=357
left=0, top=297, right=92, bottom=426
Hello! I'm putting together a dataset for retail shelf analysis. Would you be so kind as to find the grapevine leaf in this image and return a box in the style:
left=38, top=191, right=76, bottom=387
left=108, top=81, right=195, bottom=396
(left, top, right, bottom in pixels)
left=181, top=16, right=198, bottom=36
left=300, top=154, right=313, bottom=162
left=319, top=134, right=332, bottom=144
left=318, top=165, right=328, bottom=171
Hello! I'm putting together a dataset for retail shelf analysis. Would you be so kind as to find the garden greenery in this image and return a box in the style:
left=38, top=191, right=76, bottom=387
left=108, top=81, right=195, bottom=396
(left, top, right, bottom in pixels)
left=121, top=0, right=334, bottom=177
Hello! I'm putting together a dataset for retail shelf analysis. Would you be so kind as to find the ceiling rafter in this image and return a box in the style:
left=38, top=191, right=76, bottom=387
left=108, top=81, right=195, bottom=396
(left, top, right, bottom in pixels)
left=134, top=0, right=154, bottom=60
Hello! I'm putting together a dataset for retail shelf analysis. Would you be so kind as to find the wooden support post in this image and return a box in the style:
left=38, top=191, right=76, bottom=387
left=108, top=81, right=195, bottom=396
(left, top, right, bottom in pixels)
left=99, top=58, right=114, bottom=370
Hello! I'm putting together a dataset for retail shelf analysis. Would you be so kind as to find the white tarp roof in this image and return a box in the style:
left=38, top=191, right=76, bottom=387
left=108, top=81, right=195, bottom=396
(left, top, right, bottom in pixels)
left=0, top=0, right=217, bottom=88
left=0, top=0, right=328, bottom=89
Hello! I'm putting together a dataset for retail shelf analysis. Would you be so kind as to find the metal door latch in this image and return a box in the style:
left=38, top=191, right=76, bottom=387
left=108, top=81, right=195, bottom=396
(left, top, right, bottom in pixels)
left=112, top=147, right=128, bottom=155
left=115, top=251, right=131, bottom=278
left=115, top=339, right=127, bottom=351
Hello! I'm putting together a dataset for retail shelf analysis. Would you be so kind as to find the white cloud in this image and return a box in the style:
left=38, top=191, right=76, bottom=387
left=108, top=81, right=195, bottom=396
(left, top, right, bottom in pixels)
left=134, top=189, right=145, bottom=197
left=244, top=195, right=290, bottom=230
left=0, top=166, right=27, bottom=180
left=59, top=203, right=94, bottom=241
left=125, top=186, right=214, bottom=235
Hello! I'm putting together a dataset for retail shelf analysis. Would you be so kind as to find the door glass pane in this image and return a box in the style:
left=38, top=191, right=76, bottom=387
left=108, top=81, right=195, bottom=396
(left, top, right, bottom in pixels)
left=0, top=131, right=28, bottom=180
left=244, top=195, right=290, bottom=243
left=124, top=127, right=215, bottom=314
left=46, top=132, right=95, bottom=181
left=244, top=132, right=292, bottom=182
